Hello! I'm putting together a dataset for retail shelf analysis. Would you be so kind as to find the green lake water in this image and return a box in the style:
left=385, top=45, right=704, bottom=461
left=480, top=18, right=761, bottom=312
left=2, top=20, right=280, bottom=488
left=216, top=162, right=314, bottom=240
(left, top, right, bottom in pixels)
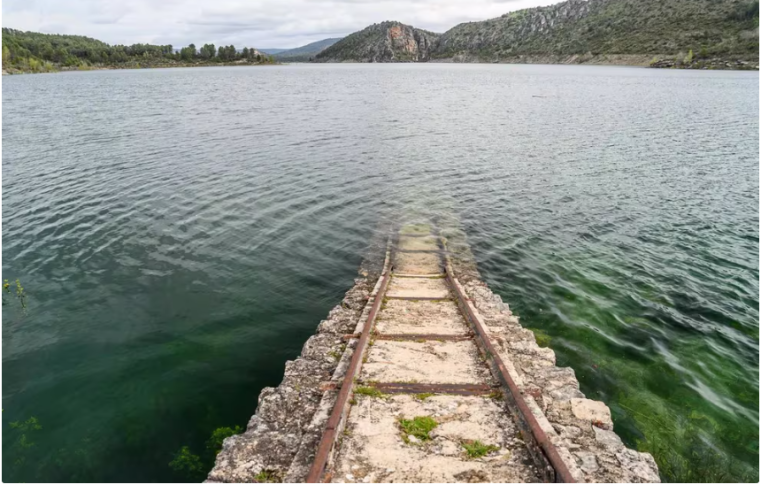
left=2, top=64, right=758, bottom=482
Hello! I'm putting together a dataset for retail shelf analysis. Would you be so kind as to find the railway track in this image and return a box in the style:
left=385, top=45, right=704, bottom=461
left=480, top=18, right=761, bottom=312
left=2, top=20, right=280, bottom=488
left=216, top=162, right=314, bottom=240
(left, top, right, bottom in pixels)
left=305, top=224, right=575, bottom=483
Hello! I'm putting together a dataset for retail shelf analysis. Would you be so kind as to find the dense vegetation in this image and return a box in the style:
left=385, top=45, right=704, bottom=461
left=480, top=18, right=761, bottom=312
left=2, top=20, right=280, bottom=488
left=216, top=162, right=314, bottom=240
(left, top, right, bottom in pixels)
left=435, top=0, right=759, bottom=60
left=1, top=28, right=276, bottom=73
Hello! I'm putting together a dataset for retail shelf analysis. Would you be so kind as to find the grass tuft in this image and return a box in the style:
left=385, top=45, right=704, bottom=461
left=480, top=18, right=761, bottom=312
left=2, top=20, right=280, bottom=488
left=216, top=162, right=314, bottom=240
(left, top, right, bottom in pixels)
left=399, top=416, right=438, bottom=443
left=414, top=393, right=435, bottom=401
left=462, top=440, right=499, bottom=459
left=254, top=469, right=281, bottom=483
left=354, top=386, right=385, bottom=398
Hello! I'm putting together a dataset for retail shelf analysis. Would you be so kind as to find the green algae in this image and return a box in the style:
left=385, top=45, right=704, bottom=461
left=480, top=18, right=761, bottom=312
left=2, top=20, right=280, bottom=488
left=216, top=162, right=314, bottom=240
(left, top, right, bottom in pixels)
left=528, top=328, right=552, bottom=347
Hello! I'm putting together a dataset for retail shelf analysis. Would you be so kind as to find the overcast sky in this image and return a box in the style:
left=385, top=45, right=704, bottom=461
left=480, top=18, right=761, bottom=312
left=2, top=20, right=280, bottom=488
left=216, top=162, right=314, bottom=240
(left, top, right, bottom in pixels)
left=2, top=0, right=557, bottom=49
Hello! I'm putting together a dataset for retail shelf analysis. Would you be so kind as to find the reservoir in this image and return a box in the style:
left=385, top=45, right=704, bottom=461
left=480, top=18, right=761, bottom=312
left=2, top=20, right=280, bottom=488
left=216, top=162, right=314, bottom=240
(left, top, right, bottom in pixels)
left=2, top=64, right=758, bottom=482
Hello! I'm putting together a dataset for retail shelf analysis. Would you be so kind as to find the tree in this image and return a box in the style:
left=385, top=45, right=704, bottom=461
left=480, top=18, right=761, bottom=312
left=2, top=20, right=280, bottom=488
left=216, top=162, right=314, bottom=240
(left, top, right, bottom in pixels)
left=217, top=46, right=227, bottom=60
left=200, top=43, right=215, bottom=60
left=52, top=47, right=67, bottom=63
left=0, top=28, right=282, bottom=70
left=180, top=44, right=196, bottom=61
left=219, top=45, right=237, bottom=61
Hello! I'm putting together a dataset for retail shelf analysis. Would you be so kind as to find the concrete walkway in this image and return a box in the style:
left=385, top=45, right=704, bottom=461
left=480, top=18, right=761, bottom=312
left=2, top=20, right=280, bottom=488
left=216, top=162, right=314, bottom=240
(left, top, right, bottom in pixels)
left=328, top=228, right=542, bottom=483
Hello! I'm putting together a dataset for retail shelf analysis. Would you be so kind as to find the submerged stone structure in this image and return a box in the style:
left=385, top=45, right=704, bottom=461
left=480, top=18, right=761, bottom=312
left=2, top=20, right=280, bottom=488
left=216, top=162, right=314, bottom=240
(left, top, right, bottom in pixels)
left=206, top=222, right=659, bottom=483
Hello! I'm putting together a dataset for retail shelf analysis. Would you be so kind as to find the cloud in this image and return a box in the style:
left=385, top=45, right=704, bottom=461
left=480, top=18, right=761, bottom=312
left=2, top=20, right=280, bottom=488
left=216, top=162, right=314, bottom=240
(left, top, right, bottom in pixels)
left=2, top=0, right=556, bottom=49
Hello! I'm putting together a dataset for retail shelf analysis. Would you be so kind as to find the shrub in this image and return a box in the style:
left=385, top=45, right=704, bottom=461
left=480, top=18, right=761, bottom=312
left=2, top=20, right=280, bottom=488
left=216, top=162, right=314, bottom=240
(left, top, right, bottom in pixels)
left=206, top=425, right=243, bottom=455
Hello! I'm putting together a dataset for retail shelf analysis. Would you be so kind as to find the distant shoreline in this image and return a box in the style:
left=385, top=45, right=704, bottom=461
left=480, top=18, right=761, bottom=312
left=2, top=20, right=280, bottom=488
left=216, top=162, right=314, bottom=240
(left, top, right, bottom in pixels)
left=315, top=53, right=759, bottom=71
left=4, top=56, right=759, bottom=76
left=2, top=61, right=280, bottom=75
left=436, top=53, right=759, bottom=70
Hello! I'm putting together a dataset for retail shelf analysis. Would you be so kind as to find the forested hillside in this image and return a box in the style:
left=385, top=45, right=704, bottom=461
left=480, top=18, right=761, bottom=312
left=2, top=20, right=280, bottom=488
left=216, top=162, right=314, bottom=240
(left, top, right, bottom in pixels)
left=4, top=0, right=758, bottom=72
left=434, top=0, right=759, bottom=61
left=1, top=28, right=276, bottom=73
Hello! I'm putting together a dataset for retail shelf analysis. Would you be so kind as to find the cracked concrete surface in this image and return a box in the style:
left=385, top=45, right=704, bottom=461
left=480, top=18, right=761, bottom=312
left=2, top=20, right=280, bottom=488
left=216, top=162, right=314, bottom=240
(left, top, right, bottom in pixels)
left=394, top=251, right=442, bottom=274
left=376, top=299, right=468, bottom=336
left=387, top=277, right=451, bottom=298
left=362, top=340, right=487, bottom=384
left=332, top=395, right=540, bottom=483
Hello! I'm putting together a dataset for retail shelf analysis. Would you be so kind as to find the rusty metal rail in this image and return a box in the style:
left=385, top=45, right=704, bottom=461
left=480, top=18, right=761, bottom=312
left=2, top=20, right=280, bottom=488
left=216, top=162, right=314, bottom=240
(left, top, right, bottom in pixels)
left=395, top=249, right=448, bottom=254
left=304, top=247, right=393, bottom=483
left=367, top=382, right=493, bottom=395
left=443, top=259, right=576, bottom=483
left=392, top=273, right=447, bottom=279
left=373, top=333, right=473, bottom=342
left=385, top=295, right=452, bottom=301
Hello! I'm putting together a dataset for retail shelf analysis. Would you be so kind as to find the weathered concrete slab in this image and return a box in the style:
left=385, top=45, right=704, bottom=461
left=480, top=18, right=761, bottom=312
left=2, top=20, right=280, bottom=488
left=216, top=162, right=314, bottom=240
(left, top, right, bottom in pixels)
left=362, top=340, right=485, bottom=384
left=399, top=224, right=432, bottom=235
left=398, top=235, right=439, bottom=251
left=331, top=395, right=541, bottom=483
left=395, top=252, right=441, bottom=275
left=376, top=299, right=469, bottom=336
left=387, top=277, right=451, bottom=299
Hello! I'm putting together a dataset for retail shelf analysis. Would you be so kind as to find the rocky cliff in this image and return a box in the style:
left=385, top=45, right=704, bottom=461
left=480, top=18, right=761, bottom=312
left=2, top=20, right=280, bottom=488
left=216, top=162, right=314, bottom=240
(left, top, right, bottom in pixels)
left=315, top=21, right=439, bottom=62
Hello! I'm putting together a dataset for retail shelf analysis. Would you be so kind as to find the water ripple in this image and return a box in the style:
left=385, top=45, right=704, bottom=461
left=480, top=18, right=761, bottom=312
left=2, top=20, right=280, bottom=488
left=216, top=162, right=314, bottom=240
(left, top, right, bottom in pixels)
left=2, top=65, right=758, bottom=482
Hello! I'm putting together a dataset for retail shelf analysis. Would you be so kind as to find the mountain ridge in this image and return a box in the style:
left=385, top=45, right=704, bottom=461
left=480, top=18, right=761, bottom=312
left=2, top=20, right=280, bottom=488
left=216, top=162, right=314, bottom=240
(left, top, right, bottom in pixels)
left=259, top=48, right=288, bottom=55
left=273, top=38, right=342, bottom=61
left=314, top=0, right=759, bottom=67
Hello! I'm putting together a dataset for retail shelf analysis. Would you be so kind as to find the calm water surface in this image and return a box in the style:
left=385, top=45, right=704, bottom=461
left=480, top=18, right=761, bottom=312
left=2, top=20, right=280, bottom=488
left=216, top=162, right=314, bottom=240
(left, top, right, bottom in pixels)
left=2, top=64, right=758, bottom=482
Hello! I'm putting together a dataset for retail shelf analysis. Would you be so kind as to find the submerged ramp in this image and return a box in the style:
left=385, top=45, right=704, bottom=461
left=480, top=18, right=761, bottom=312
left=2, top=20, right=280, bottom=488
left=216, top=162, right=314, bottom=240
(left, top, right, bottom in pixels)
left=207, top=223, right=660, bottom=483
left=312, top=225, right=543, bottom=483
